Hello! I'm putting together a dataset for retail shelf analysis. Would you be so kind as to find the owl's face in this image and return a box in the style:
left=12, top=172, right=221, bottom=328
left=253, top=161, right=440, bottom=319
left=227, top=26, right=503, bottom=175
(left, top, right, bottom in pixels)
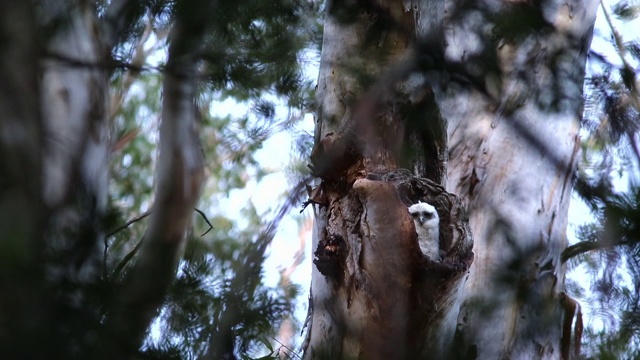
left=408, top=202, right=439, bottom=226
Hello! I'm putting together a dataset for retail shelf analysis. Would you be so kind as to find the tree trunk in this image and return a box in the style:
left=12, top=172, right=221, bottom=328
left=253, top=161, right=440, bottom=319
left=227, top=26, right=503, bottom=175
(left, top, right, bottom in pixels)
left=303, top=0, right=598, bottom=359
left=440, top=1, right=599, bottom=358
left=1, top=1, right=206, bottom=356
left=0, top=3, right=48, bottom=357
left=0, top=0, right=116, bottom=356
left=40, top=0, right=111, bottom=274
left=105, top=2, right=209, bottom=354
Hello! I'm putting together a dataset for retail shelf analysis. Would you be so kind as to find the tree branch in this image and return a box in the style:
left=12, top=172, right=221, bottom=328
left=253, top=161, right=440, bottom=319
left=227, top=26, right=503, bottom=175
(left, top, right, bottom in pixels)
left=106, top=210, right=152, bottom=238
left=103, top=1, right=214, bottom=354
left=561, top=239, right=630, bottom=263
left=42, top=50, right=160, bottom=73
left=102, top=0, right=148, bottom=52
left=194, top=208, right=214, bottom=236
left=203, top=180, right=308, bottom=360
left=111, top=238, right=144, bottom=281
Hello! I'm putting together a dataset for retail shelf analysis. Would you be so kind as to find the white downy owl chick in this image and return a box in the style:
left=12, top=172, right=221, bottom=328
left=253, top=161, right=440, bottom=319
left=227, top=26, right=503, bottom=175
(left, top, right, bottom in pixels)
left=408, top=202, right=440, bottom=261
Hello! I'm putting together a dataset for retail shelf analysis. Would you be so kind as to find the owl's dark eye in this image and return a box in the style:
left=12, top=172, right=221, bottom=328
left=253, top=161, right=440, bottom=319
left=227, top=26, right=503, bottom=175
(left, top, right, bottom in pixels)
left=411, top=213, right=419, bottom=218
left=423, top=211, right=434, bottom=219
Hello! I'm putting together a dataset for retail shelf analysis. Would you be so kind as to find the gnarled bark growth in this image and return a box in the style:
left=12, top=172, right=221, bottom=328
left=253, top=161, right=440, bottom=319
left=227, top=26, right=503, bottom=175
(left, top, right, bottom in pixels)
left=303, top=1, right=474, bottom=358
left=304, top=0, right=599, bottom=359
left=305, top=124, right=472, bottom=359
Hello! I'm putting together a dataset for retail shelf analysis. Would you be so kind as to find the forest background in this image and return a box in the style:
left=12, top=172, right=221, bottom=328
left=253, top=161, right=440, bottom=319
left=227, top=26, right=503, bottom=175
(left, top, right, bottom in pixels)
left=1, top=0, right=640, bottom=359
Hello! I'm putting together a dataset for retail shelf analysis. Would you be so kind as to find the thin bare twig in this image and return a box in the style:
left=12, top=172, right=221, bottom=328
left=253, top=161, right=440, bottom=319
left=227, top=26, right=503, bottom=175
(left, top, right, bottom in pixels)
left=629, top=132, right=640, bottom=164
left=194, top=208, right=214, bottom=236
left=43, top=50, right=162, bottom=73
left=561, top=238, right=632, bottom=263
left=270, top=335, right=303, bottom=360
left=601, top=1, right=640, bottom=108
left=104, top=207, right=213, bottom=275
left=107, top=210, right=152, bottom=238
left=104, top=210, right=151, bottom=278
left=111, top=237, right=144, bottom=280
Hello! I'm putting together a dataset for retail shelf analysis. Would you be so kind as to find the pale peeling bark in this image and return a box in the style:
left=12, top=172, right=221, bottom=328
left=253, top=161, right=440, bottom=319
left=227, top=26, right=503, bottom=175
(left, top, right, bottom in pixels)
left=305, top=168, right=471, bottom=359
left=1, top=1, right=162, bottom=356
left=0, top=0, right=113, bottom=353
left=304, top=1, right=472, bottom=358
left=41, top=1, right=109, bottom=212
left=305, top=0, right=598, bottom=359
left=434, top=1, right=599, bottom=359
left=105, top=7, right=207, bottom=354
left=39, top=1, right=110, bottom=285
left=306, top=2, right=416, bottom=356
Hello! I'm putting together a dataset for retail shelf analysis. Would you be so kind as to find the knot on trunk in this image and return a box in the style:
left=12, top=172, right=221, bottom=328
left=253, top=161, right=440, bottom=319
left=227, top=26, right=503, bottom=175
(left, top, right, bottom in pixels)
left=307, top=168, right=473, bottom=357
left=366, top=168, right=474, bottom=278
left=313, top=234, right=346, bottom=278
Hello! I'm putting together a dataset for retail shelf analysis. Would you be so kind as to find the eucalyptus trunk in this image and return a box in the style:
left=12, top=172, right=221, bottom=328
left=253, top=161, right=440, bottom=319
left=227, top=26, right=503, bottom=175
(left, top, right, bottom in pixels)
left=303, top=0, right=598, bottom=359
left=0, top=1, right=207, bottom=356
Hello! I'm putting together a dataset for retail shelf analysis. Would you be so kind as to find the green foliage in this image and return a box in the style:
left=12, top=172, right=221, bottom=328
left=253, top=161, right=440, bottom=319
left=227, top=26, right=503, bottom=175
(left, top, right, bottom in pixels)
left=566, top=4, right=640, bottom=355
left=28, top=0, right=640, bottom=358
left=612, top=1, right=640, bottom=21
left=491, top=2, right=551, bottom=42
left=583, top=328, right=640, bottom=359
left=26, top=0, right=320, bottom=358
left=137, top=207, right=293, bottom=359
